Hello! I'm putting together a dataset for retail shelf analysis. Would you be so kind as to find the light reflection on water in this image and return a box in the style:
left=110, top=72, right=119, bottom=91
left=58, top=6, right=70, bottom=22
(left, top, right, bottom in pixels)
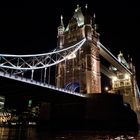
left=0, top=127, right=139, bottom=140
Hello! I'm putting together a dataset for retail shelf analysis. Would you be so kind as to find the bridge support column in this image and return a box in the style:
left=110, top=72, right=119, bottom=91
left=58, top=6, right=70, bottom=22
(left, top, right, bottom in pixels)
left=31, top=70, right=34, bottom=81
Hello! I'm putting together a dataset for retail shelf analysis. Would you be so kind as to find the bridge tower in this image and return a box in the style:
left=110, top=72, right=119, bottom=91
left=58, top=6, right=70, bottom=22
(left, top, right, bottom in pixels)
left=56, top=4, right=101, bottom=94
left=111, top=52, right=139, bottom=111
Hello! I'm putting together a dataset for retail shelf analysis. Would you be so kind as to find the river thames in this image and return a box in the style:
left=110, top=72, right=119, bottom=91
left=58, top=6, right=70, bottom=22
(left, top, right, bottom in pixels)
left=0, top=127, right=140, bottom=140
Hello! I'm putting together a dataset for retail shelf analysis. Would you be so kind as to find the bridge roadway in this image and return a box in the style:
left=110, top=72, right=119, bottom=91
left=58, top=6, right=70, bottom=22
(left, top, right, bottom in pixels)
left=98, top=42, right=132, bottom=75
left=0, top=72, right=87, bottom=109
left=0, top=71, right=86, bottom=97
left=100, top=63, right=116, bottom=78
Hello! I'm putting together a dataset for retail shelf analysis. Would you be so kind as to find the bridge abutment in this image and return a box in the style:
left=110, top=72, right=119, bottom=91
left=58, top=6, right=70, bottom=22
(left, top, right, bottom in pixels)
left=37, top=93, right=138, bottom=131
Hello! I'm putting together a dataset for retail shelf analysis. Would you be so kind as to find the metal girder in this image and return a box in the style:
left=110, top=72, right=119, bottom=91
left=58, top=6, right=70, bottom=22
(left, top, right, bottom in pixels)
left=100, top=63, right=116, bottom=79
left=98, top=41, right=132, bottom=75
left=0, top=38, right=86, bottom=70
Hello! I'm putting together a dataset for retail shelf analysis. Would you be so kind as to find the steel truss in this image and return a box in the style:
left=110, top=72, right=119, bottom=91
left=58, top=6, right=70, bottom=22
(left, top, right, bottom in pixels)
left=0, top=38, right=86, bottom=71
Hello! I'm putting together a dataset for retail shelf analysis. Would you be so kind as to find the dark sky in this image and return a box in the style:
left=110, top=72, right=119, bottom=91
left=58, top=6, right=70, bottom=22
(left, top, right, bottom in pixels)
left=0, top=0, right=140, bottom=86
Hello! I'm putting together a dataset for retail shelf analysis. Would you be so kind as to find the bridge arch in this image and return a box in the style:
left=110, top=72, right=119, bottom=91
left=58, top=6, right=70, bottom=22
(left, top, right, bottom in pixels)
left=64, top=82, right=80, bottom=93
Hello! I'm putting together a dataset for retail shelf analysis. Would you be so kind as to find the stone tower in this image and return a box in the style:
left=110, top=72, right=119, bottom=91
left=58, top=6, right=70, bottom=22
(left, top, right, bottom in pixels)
left=56, top=5, right=101, bottom=94
left=111, top=52, right=139, bottom=111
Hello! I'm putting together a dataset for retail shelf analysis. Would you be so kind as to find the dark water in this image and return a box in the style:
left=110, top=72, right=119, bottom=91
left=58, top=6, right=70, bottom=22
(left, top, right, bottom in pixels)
left=0, top=127, right=140, bottom=140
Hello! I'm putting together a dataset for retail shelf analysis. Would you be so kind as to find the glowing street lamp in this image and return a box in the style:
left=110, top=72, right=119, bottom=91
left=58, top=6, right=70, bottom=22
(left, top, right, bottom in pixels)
left=105, top=86, right=109, bottom=92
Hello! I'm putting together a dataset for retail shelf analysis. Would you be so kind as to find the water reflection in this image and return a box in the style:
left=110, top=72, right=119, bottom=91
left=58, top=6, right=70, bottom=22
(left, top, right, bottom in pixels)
left=0, top=127, right=139, bottom=140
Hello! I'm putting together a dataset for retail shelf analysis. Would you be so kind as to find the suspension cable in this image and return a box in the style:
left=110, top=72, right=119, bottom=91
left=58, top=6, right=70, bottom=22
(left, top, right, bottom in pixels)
left=0, top=38, right=86, bottom=70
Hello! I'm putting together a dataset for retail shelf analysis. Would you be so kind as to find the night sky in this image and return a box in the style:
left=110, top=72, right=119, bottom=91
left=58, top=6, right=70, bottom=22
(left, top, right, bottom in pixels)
left=0, top=0, right=140, bottom=93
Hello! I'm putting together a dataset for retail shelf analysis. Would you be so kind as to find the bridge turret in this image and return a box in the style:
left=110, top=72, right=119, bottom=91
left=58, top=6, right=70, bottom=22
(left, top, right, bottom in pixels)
left=117, top=51, right=129, bottom=68
left=84, top=4, right=93, bottom=41
left=84, top=4, right=91, bottom=25
left=92, top=13, right=96, bottom=29
left=57, top=15, right=65, bottom=49
left=73, top=4, right=84, bottom=27
left=129, top=57, right=134, bottom=71
left=111, top=52, right=139, bottom=111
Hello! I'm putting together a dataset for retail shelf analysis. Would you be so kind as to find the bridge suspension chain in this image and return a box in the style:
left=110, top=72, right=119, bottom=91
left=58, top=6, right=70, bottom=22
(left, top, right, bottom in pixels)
left=0, top=38, right=86, bottom=71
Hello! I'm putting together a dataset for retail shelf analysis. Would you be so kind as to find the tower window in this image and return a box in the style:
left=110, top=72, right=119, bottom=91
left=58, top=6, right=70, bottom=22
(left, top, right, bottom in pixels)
left=120, top=82, right=124, bottom=86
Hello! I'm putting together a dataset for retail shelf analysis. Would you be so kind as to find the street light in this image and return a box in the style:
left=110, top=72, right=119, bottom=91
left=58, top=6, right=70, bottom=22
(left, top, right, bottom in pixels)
left=105, top=86, right=109, bottom=92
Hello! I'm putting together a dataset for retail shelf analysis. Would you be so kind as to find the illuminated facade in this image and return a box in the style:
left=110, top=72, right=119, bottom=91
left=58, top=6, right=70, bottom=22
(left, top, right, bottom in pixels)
left=56, top=5, right=139, bottom=110
left=56, top=5, right=101, bottom=93
left=111, top=52, right=138, bottom=110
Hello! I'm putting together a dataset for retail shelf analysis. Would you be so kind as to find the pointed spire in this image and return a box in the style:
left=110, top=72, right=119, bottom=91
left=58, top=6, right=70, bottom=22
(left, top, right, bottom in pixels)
left=93, top=13, right=96, bottom=22
left=129, top=57, right=134, bottom=71
left=60, top=15, right=64, bottom=27
left=92, top=13, right=96, bottom=29
left=127, top=54, right=131, bottom=69
left=128, top=54, right=130, bottom=62
left=119, top=51, right=123, bottom=56
left=85, top=4, right=88, bottom=9
left=118, top=51, right=123, bottom=62
left=58, top=14, right=64, bottom=35
left=93, top=13, right=96, bottom=19
left=75, top=4, right=80, bottom=12
left=73, top=4, right=84, bottom=26
left=128, top=54, right=130, bottom=59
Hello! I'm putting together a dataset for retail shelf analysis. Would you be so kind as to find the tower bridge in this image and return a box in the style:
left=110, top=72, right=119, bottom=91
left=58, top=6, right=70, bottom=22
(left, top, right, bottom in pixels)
left=0, top=4, right=140, bottom=113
